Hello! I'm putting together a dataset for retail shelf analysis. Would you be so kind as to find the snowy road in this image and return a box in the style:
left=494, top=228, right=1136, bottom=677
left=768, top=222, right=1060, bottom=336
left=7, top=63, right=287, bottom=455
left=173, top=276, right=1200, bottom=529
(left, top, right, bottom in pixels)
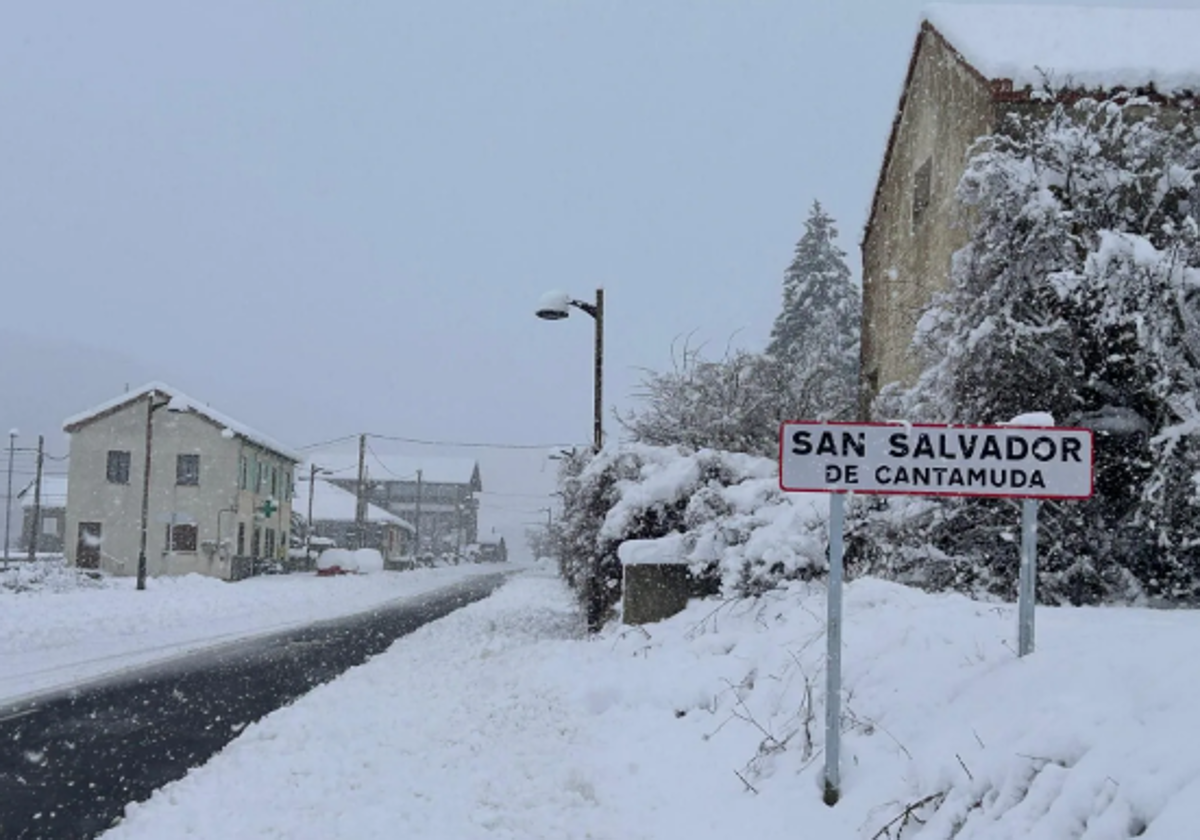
left=0, top=572, right=510, bottom=840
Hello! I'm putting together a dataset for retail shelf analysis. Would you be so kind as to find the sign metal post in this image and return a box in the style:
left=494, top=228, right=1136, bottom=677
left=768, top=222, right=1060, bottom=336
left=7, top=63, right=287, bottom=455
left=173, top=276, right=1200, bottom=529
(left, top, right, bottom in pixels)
left=823, top=491, right=845, bottom=806
left=1018, top=498, right=1038, bottom=657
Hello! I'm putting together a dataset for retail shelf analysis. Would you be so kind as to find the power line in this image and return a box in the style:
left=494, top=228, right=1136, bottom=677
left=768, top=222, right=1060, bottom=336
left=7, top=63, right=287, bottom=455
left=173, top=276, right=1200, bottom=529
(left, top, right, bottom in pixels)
left=365, top=441, right=419, bottom=481
left=363, top=432, right=583, bottom=451
left=295, top=434, right=360, bottom=452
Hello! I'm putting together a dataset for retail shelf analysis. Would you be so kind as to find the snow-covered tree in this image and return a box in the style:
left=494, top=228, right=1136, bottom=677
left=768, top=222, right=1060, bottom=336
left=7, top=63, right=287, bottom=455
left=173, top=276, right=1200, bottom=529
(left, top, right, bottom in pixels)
left=619, top=340, right=802, bottom=457
left=863, top=96, right=1200, bottom=605
left=766, top=200, right=861, bottom=420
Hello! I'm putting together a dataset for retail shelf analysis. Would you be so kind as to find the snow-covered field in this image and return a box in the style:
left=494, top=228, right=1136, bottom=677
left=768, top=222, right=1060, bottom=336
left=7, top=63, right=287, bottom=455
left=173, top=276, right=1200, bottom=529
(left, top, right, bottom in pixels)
left=0, top=560, right=507, bottom=706
left=99, top=565, right=1200, bottom=839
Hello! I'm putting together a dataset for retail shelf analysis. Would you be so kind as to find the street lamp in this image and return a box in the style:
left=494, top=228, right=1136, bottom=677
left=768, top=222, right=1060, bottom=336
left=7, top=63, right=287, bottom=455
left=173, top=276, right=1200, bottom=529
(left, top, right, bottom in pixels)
left=535, top=287, right=605, bottom=452
left=137, top=390, right=178, bottom=591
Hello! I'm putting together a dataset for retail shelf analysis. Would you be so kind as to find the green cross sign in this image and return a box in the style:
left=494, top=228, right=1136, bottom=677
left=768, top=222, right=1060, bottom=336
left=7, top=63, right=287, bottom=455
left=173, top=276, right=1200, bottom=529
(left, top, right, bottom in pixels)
left=260, top=498, right=278, bottom=518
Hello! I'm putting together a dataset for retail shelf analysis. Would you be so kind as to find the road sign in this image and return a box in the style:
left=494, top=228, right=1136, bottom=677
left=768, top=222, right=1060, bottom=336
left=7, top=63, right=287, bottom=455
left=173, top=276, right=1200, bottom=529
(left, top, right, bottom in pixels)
left=780, top=421, right=1093, bottom=499
left=778, top=418, right=1094, bottom=808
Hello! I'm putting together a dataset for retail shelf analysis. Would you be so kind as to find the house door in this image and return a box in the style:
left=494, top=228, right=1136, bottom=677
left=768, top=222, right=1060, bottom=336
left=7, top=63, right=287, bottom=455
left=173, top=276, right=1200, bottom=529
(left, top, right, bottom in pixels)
left=76, top=522, right=102, bottom=569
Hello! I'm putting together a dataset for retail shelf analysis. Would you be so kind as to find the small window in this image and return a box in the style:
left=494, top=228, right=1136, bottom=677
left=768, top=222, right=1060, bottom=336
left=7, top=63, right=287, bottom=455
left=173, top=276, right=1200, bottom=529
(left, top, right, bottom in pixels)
left=176, top=454, right=200, bottom=486
left=170, top=524, right=198, bottom=552
left=239, top=456, right=249, bottom=490
left=913, top=157, right=932, bottom=226
left=106, top=450, right=131, bottom=484
left=252, top=526, right=262, bottom=558
left=265, top=528, right=276, bottom=559
left=270, top=465, right=277, bottom=497
left=237, top=522, right=246, bottom=556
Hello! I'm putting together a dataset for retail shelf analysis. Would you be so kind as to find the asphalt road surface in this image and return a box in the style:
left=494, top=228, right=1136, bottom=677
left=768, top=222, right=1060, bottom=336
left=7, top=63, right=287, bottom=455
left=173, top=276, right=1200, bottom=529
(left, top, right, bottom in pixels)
left=0, top=571, right=511, bottom=839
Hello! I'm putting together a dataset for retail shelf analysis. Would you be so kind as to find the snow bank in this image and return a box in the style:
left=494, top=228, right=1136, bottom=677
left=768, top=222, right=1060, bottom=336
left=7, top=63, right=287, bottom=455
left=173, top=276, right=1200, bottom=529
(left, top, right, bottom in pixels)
left=100, top=570, right=1200, bottom=839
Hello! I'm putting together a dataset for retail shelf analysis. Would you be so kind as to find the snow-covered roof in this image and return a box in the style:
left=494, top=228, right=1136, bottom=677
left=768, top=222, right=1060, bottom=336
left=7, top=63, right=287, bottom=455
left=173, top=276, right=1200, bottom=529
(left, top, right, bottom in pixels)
left=63, top=382, right=301, bottom=463
left=301, top=478, right=415, bottom=531
left=18, top=475, right=68, bottom=509
left=303, top=449, right=481, bottom=489
left=924, top=4, right=1200, bottom=93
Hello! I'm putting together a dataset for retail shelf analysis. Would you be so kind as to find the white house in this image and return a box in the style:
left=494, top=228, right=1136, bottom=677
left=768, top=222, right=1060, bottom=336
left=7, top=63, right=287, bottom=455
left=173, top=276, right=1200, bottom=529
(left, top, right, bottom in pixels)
left=63, top=382, right=301, bottom=581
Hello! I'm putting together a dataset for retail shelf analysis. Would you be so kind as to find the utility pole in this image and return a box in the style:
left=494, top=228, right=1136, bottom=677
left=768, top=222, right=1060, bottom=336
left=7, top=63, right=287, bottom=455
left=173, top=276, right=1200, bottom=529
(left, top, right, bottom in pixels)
left=4, top=430, right=15, bottom=568
left=414, top=469, right=423, bottom=560
left=355, top=433, right=367, bottom=550
left=26, top=435, right=43, bottom=563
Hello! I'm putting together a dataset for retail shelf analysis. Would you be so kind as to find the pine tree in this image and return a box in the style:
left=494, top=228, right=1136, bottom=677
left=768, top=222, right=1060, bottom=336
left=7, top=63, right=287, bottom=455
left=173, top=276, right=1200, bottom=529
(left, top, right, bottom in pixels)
left=766, top=201, right=861, bottom=419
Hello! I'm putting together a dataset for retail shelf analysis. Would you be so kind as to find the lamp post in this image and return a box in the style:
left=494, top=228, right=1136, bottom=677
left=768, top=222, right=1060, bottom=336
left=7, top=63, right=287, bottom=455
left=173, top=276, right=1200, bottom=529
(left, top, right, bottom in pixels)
left=535, top=287, right=605, bottom=452
left=4, top=429, right=15, bottom=568
left=137, top=391, right=173, bottom=591
left=305, top=463, right=332, bottom=565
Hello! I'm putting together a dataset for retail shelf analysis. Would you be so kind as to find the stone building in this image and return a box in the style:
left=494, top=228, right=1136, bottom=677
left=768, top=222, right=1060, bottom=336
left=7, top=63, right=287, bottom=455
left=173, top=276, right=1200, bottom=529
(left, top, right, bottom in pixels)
left=860, top=4, right=1200, bottom=416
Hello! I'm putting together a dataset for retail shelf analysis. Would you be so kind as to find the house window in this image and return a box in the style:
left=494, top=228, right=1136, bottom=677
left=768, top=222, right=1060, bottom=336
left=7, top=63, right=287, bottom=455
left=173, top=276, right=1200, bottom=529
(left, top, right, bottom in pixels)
left=269, top=465, right=277, bottom=497
left=913, top=157, right=932, bottom=227
left=170, top=524, right=198, bottom=552
left=176, top=454, right=200, bottom=486
left=265, top=528, right=276, bottom=559
left=252, top=526, right=261, bottom=558
left=239, top=456, right=249, bottom=490
left=106, top=450, right=131, bottom=484
left=237, top=522, right=246, bottom=556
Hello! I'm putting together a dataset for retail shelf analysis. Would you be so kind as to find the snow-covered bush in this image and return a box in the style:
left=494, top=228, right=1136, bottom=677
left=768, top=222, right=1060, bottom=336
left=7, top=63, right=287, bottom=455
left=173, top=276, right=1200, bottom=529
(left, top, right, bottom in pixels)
left=862, top=95, right=1200, bottom=605
left=553, top=443, right=828, bottom=627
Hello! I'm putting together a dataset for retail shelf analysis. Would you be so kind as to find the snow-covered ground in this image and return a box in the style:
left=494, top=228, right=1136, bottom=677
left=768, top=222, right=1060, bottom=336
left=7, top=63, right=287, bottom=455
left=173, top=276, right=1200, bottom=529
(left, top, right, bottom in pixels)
left=98, top=564, right=1200, bottom=839
left=0, top=560, right=506, bottom=706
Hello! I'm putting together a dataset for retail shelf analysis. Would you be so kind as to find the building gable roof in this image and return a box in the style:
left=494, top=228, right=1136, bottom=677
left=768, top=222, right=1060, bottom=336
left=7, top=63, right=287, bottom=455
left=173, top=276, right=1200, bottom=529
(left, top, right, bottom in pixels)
left=18, top=475, right=69, bottom=509
left=62, top=382, right=301, bottom=463
left=924, top=4, right=1200, bottom=95
left=863, top=4, right=1200, bottom=252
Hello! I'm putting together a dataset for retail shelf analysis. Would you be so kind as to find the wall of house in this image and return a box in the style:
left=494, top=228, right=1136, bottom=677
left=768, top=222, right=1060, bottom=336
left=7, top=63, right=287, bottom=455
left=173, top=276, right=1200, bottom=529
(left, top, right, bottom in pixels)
left=232, top=442, right=295, bottom=574
left=861, top=29, right=996, bottom=415
left=65, top=397, right=294, bottom=581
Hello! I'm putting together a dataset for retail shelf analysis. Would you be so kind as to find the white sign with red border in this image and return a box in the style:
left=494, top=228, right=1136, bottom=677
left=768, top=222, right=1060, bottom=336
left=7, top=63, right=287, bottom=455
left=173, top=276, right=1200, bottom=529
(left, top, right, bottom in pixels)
left=779, top=421, right=1094, bottom=499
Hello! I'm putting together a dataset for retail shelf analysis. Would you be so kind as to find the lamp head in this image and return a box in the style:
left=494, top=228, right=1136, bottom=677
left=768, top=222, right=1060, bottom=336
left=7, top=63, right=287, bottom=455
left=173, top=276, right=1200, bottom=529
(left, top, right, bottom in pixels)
left=535, top=290, right=572, bottom=321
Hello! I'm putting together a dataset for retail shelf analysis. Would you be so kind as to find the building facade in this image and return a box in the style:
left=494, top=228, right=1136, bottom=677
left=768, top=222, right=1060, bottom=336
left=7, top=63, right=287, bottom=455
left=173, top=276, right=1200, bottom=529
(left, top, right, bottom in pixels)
left=63, top=383, right=299, bottom=581
left=310, top=450, right=482, bottom=558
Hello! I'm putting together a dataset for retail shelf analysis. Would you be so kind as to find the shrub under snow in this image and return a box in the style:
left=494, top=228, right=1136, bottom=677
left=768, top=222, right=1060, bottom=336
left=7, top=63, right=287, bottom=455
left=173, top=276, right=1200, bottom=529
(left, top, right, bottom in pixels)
left=552, top=443, right=829, bottom=625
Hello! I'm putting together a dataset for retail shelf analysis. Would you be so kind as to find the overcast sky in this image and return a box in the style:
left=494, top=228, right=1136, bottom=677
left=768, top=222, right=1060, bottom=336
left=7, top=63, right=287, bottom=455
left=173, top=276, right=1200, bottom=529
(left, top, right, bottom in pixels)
left=2, top=0, right=1193, bottom=548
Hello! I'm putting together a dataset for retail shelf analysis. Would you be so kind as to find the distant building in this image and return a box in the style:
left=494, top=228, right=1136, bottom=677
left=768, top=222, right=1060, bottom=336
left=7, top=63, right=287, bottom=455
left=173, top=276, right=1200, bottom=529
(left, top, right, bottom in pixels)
left=861, top=4, right=1200, bottom=414
left=63, top=382, right=300, bottom=581
left=298, top=476, right=414, bottom=562
left=308, top=450, right=482, bottom=557
left=18, top=475, right=68, bottom=555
